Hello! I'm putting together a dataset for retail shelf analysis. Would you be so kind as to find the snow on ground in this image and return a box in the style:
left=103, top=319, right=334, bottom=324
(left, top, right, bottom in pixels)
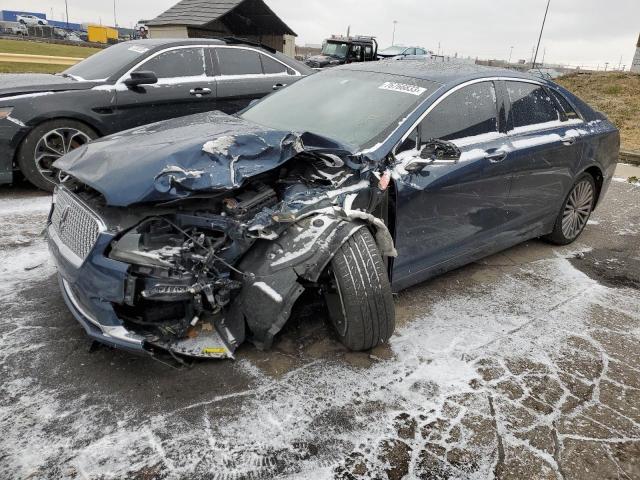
left=1, top=181, right=639, bottom=479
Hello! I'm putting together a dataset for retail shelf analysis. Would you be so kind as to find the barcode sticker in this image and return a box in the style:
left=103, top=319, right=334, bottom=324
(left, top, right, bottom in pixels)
left=379, top=82, right=427, bottom=96
left=128, top=45, right=149, bottom=54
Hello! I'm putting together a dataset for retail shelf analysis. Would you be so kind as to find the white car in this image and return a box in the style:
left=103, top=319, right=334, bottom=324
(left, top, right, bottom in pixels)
left=16, top=14, right=48, bottom=26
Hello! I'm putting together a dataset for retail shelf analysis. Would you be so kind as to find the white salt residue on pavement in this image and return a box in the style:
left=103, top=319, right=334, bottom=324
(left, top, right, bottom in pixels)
left=4, top=248, right=638, bottom=479
left=0, top=193, right=55, bottom=298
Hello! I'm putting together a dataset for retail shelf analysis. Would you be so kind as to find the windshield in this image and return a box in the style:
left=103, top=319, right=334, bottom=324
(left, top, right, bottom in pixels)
left=321, top=42, right=349, bottom=59
left=62, top=42, right=151, bottom=81
left=241, top=70, right=438, bottom=150
left=380, top=46, right=406, bottom=56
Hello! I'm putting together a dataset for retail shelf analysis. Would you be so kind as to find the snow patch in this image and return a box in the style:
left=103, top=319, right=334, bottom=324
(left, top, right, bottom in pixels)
left=253, top=282, right=283, bottom=303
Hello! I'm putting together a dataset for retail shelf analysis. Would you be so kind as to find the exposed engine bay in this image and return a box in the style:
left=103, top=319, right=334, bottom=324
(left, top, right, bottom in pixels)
left=55, top=141, right=397, bottom=360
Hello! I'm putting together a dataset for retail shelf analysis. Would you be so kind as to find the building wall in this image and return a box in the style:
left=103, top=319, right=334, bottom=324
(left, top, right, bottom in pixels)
left=148, top=25, right=189, bottom=39
left=283, top=34, right=295, bottom=58
left=632, top=33, right=640, bottom=73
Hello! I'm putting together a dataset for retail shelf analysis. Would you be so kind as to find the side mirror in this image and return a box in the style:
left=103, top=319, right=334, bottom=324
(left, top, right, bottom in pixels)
left=420, top=139, right=461, bottom=161
left=404, top=139, right=461, bottom=174
left=124, top=71, right=158, bottom=88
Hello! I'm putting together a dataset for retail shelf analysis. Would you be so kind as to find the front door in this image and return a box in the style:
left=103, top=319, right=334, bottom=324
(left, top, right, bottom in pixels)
left=392, top=81, right=514, bottom=288
left=112, top=47, right=217, bottom=131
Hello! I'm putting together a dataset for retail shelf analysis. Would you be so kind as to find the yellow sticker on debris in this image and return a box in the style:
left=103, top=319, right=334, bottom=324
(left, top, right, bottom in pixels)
left=202, top=347, right=227, bottom=355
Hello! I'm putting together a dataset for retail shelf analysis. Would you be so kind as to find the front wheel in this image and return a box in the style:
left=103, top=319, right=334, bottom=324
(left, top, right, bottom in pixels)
left=324, top=228, right=395, bottom=351
left=17, top=119, right=97, bottom=191
left=545, top=173, right=596, bottom=245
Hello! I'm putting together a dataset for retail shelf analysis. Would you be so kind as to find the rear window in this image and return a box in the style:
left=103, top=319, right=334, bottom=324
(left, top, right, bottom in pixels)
left=217, top=48, right=262, bottom=76
left=507, top=81, right=560, bottom=129
left=260, top=54, right=289, bottom=75
left=550, top=90, right=580, bottom=120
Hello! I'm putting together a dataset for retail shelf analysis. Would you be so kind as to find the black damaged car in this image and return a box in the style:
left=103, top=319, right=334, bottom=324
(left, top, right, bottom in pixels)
left=47, top=62, right=618, bottom=360
left=0, top=38, right=312, bottom=190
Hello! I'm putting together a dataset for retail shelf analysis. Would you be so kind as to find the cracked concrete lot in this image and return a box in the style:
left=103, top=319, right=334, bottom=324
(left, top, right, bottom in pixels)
left=1, top=164, right=639, bottom=480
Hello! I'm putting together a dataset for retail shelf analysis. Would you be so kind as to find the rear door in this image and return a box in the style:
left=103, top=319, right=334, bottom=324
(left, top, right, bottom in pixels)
left=502, top=80, right=585, bottom=236
left=392, top=81, right=513, bottom=287
left=113, top=46, right=217, bottom=131
left=212, top=47, right=291, bottom=114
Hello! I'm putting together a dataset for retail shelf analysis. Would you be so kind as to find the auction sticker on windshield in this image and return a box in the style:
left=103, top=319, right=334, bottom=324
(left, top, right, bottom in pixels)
left=379, top=82, right=427, bottom=96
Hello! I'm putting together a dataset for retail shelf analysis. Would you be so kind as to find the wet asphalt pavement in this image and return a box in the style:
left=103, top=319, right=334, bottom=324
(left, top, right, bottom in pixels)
left=0, top=165, right=639, bottom=480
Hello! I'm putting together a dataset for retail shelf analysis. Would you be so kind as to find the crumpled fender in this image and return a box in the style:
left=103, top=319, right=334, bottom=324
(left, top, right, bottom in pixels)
left=228, top=213, right=384, bottom=349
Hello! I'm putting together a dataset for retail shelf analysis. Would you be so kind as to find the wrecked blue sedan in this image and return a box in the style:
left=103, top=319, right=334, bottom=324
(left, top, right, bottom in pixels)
left=47, top=62, right=619, bottom=360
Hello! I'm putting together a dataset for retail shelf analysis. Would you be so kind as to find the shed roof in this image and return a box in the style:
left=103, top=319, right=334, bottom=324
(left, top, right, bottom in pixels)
left=147, top=0, right=296, bottom=36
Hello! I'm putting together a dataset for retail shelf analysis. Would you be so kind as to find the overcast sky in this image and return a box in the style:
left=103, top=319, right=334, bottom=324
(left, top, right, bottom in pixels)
left=5, top=0, right=639, bottom=68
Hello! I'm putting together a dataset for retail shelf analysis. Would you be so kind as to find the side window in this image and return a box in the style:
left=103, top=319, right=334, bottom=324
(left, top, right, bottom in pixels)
left=260, top=54, right=289, bottom=75
left=506, top=82, right=560, bottom=128
left=550, top=90, right=580, bottom=120
left=349, top=45, right=362, bottom=61
left=416, top=49, right=426, bottom=55
left=404, top=48, right=416, bottom=56
left=364, top=45, right=373, bottom=60
left=420, top=82, right=498, bottom=143
left=135, top=48, right=205, bottom=79
left=216, top=48, right=262, bottom=76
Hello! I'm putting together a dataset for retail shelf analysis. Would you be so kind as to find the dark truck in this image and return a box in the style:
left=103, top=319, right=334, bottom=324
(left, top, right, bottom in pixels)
left=304, top=35, right=378, bottom=69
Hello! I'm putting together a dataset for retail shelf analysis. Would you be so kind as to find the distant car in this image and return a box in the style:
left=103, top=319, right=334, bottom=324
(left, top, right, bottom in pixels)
left=378, top=46, right=430, bottom=59
left=47, top=62, right=619, bottom=360
left=16, top=14, right=47, bottom=26
left=53, top=27, right=67, bottom=39
left=66, top=32, right=82, bottom=42
left=0, top=38, right=313, bottom=190
left=0, top=21, right=28, bottom=36
left=305, top=36, right=378, bottom=69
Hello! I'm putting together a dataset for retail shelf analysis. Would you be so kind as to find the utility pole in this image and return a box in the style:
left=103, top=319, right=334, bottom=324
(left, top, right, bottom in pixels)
left=618, top=55, right=623, bottom=70
left=508, top=46, right=514, bottom=63
left=541, top=47, right=546, bottom=66
left=391, top=20, right=398, bottom=45
left=64, top=0, right=69, bottom=29
left=113, top=0, right=117, bottom=27
left=532, top=0, right=551, bottom=68
left=604, top=62, right=609, bottom=71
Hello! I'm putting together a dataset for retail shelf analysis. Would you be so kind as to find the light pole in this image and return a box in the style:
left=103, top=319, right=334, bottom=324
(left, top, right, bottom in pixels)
left=532, top=0, right=551, bottom=68
left=391, top=20, right=398, bottom=45
left=64, top=0, right=69, bottom=29
left=113, top=0, right=117, bottom=27
left=508, top=46, right=514, bottom=63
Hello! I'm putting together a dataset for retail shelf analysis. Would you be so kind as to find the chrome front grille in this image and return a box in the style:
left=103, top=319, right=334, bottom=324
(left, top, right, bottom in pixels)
left=50, top=188, right=104, bottom=263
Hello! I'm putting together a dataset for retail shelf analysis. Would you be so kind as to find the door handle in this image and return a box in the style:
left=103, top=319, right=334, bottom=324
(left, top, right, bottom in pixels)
left=484, top=150, right=508, bottom=163
left=189, top=87, right=212, bottom=96
left=273, top=83, right=287, bottom=90
left=561, top=135, right=577, bottom=145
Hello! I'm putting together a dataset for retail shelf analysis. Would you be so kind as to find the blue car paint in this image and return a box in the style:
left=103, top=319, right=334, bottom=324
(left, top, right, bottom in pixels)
left=47, top=61, right=620, bottom=355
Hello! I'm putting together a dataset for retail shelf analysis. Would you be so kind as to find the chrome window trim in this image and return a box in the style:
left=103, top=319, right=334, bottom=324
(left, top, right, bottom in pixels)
left=392, top=76, right=582, bottom=154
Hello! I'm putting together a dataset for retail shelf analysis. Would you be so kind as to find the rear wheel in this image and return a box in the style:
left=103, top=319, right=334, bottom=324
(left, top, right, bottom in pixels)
left=545, top=173, right=596, bottom=245
left=324, top=228, right=395, bottom=351
left=17, top=119, right=97, bottom=191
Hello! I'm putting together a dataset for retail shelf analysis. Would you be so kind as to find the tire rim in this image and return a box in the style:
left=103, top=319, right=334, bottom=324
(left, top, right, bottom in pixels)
left=561, top=180, right=594, bottom=240
left=34, top=128, right=91, bottom=184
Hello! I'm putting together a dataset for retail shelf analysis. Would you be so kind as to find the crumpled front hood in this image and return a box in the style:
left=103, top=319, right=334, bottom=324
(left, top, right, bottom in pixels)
left=0, top=73, right=99, bottom=99
left=55, top=111, right=353, bottom=207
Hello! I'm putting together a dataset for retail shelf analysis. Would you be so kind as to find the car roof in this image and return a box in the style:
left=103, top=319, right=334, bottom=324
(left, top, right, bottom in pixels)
left=338, top=60, right=544, bottom=86
left=124, top=38, right=226, bottom=48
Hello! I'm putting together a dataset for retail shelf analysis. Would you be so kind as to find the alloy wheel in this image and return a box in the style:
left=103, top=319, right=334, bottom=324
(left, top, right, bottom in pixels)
left=561, top=180, right=594, bottom=240
left=34, top=128, right=91, bottom=184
